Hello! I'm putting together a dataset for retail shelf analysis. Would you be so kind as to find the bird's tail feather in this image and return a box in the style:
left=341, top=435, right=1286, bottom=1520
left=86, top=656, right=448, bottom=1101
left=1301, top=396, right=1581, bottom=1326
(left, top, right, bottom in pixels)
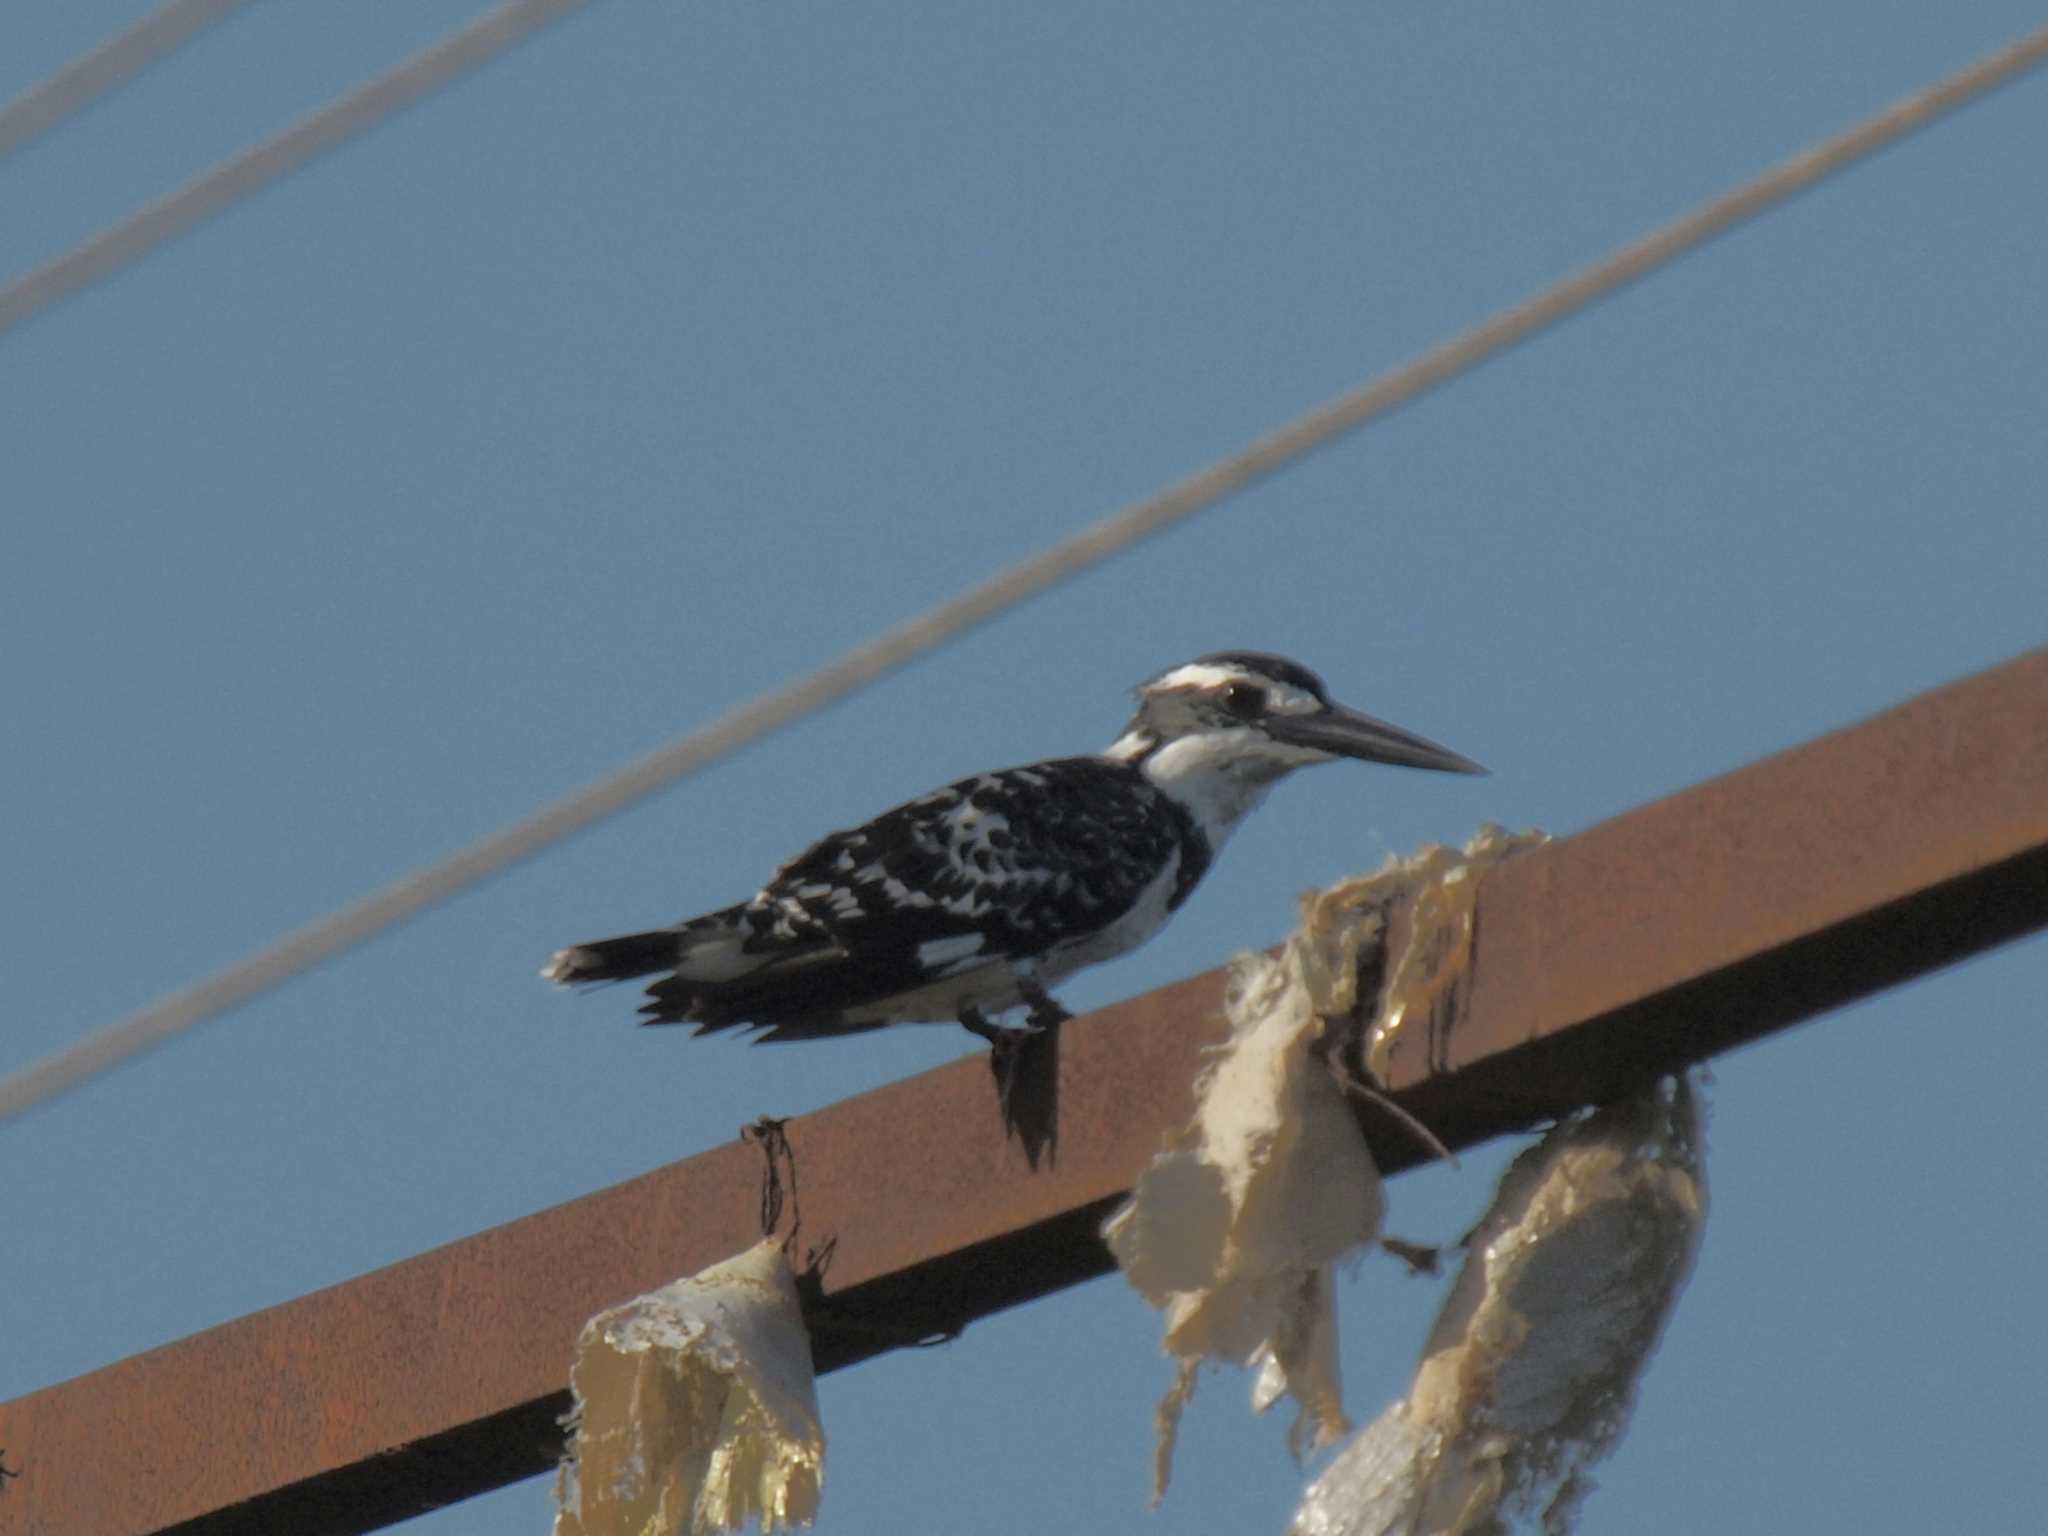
left=542, top=928, right=684, bottom=985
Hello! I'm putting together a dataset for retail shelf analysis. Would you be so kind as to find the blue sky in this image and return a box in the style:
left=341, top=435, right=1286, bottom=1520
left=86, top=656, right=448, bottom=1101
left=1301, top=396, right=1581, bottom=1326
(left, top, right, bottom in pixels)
left=5, top=3, right=2046, bottom=1532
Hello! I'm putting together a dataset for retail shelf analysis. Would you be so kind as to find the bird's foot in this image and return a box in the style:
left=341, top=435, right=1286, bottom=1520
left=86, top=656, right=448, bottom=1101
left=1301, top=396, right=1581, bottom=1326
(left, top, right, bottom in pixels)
left=958, top=1005, right=1021, bottom=1047
left=1017, top=977, right=1074, bottom=1033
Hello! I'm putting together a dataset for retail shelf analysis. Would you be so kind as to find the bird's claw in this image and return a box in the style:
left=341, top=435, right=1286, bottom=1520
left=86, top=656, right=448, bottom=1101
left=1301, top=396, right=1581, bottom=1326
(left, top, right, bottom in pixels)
left=958, top=1005, right=1024, bottom=1047
left=1017, top=976, right=1074, bottom=1033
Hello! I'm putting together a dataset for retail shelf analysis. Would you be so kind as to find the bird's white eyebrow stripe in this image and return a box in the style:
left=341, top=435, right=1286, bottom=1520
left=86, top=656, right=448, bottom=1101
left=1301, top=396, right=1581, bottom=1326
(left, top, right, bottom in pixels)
left=1148, top=663, right=1250, bottom=692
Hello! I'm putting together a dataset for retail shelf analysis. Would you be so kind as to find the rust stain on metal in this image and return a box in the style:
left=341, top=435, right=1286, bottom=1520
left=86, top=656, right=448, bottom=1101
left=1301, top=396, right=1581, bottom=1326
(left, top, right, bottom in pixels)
left=3, top=647, right=2045, bottom=1536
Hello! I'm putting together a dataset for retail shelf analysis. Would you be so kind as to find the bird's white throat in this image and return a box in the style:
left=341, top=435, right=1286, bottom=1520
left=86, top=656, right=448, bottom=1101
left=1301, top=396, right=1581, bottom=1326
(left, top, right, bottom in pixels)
left=1123, top=729, right=1289, bottom=848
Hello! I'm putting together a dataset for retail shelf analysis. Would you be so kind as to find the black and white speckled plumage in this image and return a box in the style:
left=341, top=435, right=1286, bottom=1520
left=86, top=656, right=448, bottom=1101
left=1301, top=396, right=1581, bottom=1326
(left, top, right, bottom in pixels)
left=629, top=759, right=1209, bottom=1039
left=544, top=651, right=1484, bottom=1043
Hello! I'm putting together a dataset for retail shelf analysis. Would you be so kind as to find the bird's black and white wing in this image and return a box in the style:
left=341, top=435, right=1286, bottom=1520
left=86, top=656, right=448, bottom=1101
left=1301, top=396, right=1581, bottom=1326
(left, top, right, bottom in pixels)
left=606, top=758, right=1211, bottom=1040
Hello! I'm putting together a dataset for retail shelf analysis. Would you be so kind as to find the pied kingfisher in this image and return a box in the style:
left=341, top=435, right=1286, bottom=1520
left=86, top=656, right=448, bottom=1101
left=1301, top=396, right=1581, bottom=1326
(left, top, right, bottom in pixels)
left=544, top=652, right=1484, bottom=1049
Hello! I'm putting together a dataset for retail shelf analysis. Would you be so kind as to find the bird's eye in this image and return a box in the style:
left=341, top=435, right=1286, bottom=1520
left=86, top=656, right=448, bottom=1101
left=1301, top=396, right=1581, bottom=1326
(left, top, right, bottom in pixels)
left=1221, top=683, right=1264, bottom=719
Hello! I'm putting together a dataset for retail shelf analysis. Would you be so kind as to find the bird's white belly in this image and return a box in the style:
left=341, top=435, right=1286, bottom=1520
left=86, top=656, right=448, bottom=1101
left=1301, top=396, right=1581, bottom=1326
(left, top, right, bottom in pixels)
left=1036, top=850, right=1186, bottom=982
left=845, top=850, right=1188, bottom=1027
left=842, top=965, right=1034, bottom=1026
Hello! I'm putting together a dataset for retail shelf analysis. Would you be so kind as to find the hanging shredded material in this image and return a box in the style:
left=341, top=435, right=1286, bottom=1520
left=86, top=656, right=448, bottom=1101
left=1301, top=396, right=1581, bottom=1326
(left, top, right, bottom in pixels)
left=1292, top=1075, right=1709, bottom=1536
left=553, top=1238, right=824, bottom=1536
left=1106, top=826, right=1546, bottom=1502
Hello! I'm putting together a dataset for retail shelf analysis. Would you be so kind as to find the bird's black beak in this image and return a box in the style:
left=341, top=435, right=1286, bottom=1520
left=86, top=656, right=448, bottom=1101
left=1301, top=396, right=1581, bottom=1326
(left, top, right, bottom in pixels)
left=1263, top=704, right=1488, bottom=775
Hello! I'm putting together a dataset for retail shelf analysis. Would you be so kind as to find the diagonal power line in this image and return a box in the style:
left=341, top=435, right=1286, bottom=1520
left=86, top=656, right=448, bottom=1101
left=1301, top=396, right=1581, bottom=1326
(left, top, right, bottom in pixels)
left=0, top=0, right=598, bottom=338
left=0, top=0, right=265, bottom=163
left=2, top=21, right=2046, bottom=1126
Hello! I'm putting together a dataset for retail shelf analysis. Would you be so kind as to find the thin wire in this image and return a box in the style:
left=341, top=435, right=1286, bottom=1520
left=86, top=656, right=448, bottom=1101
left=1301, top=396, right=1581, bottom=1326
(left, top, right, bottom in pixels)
left=0, top=0, right=595, bottom=339
left=0, top=0, right=262, bottom=162
left=3, top=22, right=2046, bottom=1127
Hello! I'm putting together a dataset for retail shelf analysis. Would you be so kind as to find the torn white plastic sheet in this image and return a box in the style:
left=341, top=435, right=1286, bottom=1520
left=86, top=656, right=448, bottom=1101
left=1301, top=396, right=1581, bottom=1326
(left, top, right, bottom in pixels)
left=553, top=1238, right=823, bottom=1536
left=1106, top=826, right=1545, bottom=1502
left=1293, top=825, right=1545, bottom=1089
left=1291, top=1076, right=1709, bottom=1536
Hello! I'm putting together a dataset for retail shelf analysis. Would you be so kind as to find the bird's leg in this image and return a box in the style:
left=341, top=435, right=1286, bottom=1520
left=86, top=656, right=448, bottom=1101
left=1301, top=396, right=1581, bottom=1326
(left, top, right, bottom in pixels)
left=957, top=980, right=1070, bottom=1044
left=958, top=1004, right=1016, bottom=1047
left=1016, top=975, right=1073, bottom=1033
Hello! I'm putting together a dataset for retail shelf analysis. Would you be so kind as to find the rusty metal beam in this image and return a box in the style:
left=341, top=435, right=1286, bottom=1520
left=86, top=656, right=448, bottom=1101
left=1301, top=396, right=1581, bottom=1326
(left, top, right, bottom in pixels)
left=4, top=646, right=2046, bottom=1536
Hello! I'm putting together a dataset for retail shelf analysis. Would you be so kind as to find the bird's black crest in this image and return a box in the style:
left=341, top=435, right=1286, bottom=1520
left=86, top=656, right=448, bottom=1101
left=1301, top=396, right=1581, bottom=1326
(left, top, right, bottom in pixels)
left=1189, top=651, right=1330, bottom=702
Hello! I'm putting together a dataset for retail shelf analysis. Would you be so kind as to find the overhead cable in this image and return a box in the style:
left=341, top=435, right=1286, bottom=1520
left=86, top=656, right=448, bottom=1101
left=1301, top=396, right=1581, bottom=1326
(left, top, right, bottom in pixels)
left=0, top=0, right=596, bottom=338
left=0, top=0, right=262, bottom=163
